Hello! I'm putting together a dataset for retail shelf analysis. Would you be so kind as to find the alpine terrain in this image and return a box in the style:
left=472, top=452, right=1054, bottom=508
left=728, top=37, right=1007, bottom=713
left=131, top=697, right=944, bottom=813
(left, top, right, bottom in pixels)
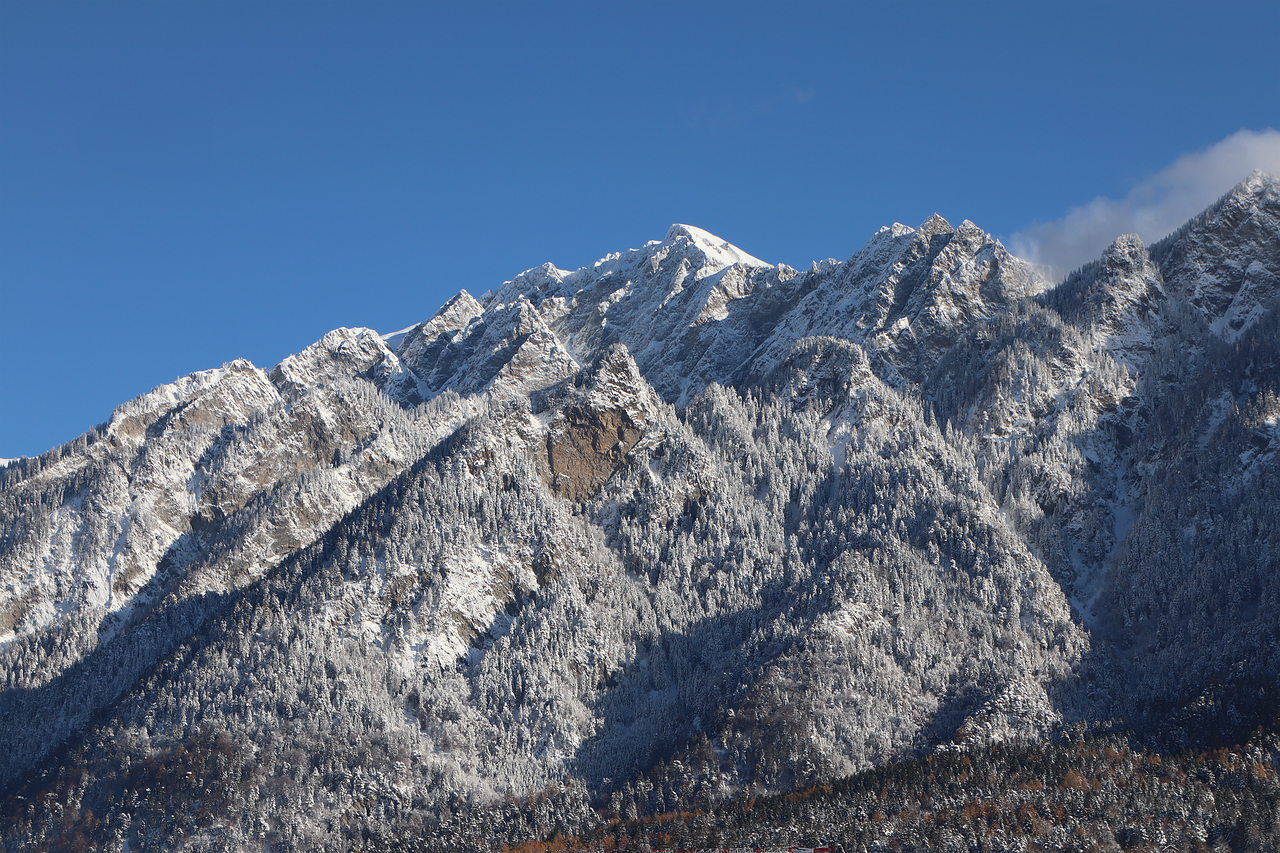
left=2, top=171, right=1279, bottom=852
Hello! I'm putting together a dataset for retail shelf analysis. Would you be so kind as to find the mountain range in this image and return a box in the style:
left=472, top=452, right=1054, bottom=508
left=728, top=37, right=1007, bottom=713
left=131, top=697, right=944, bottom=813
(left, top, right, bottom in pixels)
left=1, top=171, right=1278, bottom=852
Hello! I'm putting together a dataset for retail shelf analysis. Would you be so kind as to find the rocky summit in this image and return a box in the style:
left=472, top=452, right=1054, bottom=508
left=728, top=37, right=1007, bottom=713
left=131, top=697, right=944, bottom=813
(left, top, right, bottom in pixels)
left=1, top=172, right=1279, bottom=852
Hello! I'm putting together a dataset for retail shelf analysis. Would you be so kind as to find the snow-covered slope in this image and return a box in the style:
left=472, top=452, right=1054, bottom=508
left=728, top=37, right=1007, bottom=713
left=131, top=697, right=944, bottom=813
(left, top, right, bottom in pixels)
left=2, top=172, right=1278, bottom=852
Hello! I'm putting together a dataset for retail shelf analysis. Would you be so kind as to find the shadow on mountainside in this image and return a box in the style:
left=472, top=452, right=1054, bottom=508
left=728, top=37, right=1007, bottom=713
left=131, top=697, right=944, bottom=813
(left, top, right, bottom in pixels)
left=0, top=586, right=238, bottom=794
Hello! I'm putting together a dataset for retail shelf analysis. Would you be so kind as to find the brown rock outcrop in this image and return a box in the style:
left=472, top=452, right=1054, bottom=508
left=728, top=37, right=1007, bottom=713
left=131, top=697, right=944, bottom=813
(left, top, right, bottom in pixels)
left=542, top=404, right=643, bottom=501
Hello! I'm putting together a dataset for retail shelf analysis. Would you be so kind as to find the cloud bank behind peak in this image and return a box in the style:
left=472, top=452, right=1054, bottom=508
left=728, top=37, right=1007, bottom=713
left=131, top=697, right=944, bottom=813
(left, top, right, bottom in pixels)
left=1010, top=128, right=1280, bottom=279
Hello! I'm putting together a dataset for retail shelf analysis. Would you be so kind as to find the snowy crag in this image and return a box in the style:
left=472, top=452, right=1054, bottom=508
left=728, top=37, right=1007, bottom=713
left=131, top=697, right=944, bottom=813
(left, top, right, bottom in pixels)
left=1, top=172, right=1278, bottom=852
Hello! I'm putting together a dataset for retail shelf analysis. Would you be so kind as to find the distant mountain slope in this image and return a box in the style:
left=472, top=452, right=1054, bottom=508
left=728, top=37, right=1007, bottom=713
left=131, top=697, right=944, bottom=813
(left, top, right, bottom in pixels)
left=1, top=172, right=1277, bottom=852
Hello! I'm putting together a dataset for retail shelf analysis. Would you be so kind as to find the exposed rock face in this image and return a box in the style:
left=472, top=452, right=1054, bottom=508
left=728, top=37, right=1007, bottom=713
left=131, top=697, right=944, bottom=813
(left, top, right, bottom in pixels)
left=543, top=406, right=643, bottom=501
left=2, top=173, right=1279, bottom=852
left=537, top=346, right=658, bottom=501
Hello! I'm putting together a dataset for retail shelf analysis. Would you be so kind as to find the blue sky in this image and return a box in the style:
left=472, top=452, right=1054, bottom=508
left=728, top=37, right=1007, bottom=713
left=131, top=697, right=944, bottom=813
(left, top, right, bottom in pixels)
left=3, top=1, right=1279, bottom=458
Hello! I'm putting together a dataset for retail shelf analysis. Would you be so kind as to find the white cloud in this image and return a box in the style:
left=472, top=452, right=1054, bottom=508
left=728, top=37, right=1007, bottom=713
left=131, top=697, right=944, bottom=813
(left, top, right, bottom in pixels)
left=1010, top=128, right=1280, bottom=279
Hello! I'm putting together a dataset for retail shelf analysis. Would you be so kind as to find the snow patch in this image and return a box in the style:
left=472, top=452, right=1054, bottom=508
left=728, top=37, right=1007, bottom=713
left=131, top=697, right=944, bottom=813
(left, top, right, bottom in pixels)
left=380, top=324, right=420, bottom=352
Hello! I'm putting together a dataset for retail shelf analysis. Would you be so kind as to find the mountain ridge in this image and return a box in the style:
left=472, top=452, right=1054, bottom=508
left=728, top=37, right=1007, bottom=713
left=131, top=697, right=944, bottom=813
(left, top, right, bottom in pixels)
left=1, top=172, right=1277, bottom=851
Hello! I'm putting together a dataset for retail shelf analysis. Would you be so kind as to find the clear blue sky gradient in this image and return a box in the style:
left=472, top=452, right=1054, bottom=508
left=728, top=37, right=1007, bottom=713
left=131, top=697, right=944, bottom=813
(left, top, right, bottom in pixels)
left=3, top=1, right=1278, bottom=457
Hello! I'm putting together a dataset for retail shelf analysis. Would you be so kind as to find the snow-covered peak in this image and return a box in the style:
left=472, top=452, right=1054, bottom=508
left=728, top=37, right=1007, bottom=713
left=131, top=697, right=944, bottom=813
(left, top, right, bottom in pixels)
left=1236, top=168, right=1278, bottom=197
left=1152, top=169, right=1279, bottom=338
left=1104, top=233, right=1147, bottom=258
left=486, top=263, right=573, bottom=308
left=1083, top=233, right=1169, bottom=365
left=875, top=223, right=918, bottom=238
left=570, top=343, right=662, bottom=423
left=850, top=222, right=919, bottom=264
left=270, top=327, right=406, bottom=402
left=482, top=225, right=768, bottom=311
left=419, top=290, right=485, bottom=340
left=917, top=213, right=954, bottom=238
left=662, top=223, right=770, bottom=269
left=748, top=212, right=1051, bottom=388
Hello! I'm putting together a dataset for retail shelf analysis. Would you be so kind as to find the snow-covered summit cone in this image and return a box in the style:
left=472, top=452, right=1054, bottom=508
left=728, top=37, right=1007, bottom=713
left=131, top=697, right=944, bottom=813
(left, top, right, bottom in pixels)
left=657, top=222, right=771, bottom=270
left=391, top=290, right=487, bottom=401
left=1151, top=169, right=1280, bottom=339
left=870, top=215, right=1049, bottom=381
left=502, top=223, right=789, bottom=372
